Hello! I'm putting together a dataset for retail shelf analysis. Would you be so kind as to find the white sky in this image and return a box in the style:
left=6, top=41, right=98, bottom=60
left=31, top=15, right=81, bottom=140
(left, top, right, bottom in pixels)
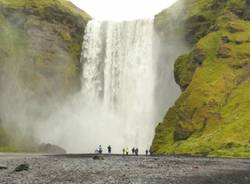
left=70, top=0, right=178, bottom=20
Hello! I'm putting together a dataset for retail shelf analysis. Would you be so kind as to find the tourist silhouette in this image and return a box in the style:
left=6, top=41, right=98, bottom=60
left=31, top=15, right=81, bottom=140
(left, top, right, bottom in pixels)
left=132, top=147, right=135, bottom=155
left=98, top=145, right=102, bottom=154
left=107, top=145, right=112, bottom=154
left=135, top=148, right=139, bottom=156
left=122, top=148, right=125, bottom=155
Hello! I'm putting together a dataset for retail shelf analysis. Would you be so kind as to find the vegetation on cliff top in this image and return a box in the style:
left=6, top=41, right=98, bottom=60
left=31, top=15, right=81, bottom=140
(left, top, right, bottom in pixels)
left=152, top=0, right=250, bottom=158
left=0, top=0, right=91, bottom=20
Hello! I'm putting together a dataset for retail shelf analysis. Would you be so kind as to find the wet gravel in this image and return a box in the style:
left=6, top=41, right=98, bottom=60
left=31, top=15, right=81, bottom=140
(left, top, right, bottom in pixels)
left=0, top=154, right=249, bottom=184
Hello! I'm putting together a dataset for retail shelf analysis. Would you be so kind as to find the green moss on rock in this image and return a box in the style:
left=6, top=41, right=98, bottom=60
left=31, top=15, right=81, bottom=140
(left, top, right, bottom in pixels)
left=0, top=0, right=91, bottom=151
left=0, top=0, right=91, bottom=97
left=152, top=0, right=250, bottom=158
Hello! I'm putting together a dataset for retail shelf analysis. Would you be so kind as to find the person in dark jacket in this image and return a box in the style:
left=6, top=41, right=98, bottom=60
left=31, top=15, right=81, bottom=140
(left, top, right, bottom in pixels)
left=135, top=148, right=139, bottom=156
left=107, top=145, right=112, bottom=154
left=132, top=147, right=135, bottom=155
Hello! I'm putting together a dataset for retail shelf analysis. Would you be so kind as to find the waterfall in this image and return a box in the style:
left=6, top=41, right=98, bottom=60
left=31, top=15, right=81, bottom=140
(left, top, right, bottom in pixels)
left=80, top=20, right=157, bottom=152
left=37, top=19, right=184, bottom=154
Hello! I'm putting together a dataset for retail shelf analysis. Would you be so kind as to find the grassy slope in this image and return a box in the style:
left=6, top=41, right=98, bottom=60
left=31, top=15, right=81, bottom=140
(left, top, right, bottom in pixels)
left=0, top=0, right=90, bottom=20
left=152, top=0, right=250, bottom=158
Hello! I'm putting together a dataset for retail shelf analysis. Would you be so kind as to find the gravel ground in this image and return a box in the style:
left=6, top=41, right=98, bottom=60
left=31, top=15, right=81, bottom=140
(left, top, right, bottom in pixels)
left=0, top=154, right=249, bottom=184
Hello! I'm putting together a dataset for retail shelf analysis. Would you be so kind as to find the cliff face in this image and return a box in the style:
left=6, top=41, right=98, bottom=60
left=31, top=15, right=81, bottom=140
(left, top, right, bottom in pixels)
left=0, top=0, right=90, bottom=97
left=0, top=0, right=91, bottom=150
left=152, top=0, right=250, bottom=157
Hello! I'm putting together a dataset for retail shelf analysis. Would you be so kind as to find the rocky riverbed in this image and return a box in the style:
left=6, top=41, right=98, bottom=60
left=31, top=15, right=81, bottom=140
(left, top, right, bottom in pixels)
left=0, top=154, right=249, bottom=184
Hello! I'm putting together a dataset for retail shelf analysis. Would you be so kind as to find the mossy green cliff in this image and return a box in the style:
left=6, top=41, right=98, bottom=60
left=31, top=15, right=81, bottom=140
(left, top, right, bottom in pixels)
left=152, top=0, right=250, bottom=158
left=0, top=0, right=91, bottom=97
left=0, top=0, right=91, bottom=151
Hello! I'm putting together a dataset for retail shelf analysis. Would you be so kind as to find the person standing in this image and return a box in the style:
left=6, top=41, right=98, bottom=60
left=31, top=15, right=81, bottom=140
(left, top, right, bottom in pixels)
left=126, top=147, right=129, bottom=155
left=107, top=145, right=112, bottom=154
left=132, top=147, right=135, bottom=155
left=135, top=148, right=139, bottom=156
left=98, top=145, right=102, bottom=154
left=122, top=148, right=125, bottom=155
left=146, top=150, right=149, bottom=156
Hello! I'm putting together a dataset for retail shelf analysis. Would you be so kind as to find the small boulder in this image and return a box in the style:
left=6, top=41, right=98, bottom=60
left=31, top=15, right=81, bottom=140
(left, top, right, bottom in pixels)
left=235, top=40, right=243, bottom=45
left=0, top=165, right=8, bottom=170
left=174, top=123, right=194, bottom=141
left=14, top=164, right=29, bottom=172
left=92, top=155, right=104, bottom=160
left=227, top=25, right=244, bottom=33
left=221, top=36, right=230, bottom=43
left=217, top=46, right=231, bottom=58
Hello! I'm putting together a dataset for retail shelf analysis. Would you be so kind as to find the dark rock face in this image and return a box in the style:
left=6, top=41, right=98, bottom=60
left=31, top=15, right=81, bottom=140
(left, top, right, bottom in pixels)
left=193, top=48, right=206, bottom=65
left=243, top=0, right=250, bottom=20
left=174, top=123, right=193, bottom=141
left=244, top=10, right=250, bottom=20
left=14, top=164, right=29, bottom=172
left=38, top=144, right=66, bottom=154
left=228, top=0, right=250, bottom=20
left=246, top=0, right=250, bottom=7
left=185, top=15, right=211, bottom=45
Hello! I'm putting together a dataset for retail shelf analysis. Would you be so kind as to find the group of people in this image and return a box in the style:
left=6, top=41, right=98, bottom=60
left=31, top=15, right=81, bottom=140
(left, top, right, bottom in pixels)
left=95, top=145, right=150, bottom=156
left=95, top=145, right=112, bottom=154
left=123, top=147, right=150, bottom=156
left=122, top=147, right=138, bottom=155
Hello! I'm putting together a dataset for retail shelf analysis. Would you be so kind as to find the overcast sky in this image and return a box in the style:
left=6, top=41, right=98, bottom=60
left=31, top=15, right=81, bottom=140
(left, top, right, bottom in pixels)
left=70, top=0, right=178, bottom=20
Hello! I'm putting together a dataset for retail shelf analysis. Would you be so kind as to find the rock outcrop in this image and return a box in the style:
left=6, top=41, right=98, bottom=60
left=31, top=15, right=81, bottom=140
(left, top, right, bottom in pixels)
left=152, top=0, right=250, bottom=158
left=0, top=0, right=91, bottom=98
left=14, top=164, right=29, bottom=172
left=0, top=0, right=91, bottom=150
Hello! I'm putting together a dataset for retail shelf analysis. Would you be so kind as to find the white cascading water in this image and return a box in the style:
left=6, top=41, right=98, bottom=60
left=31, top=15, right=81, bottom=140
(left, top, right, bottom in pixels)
left=80, top=20, right=156, bottom=152
left=37, top=19, right=184, bottom=154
